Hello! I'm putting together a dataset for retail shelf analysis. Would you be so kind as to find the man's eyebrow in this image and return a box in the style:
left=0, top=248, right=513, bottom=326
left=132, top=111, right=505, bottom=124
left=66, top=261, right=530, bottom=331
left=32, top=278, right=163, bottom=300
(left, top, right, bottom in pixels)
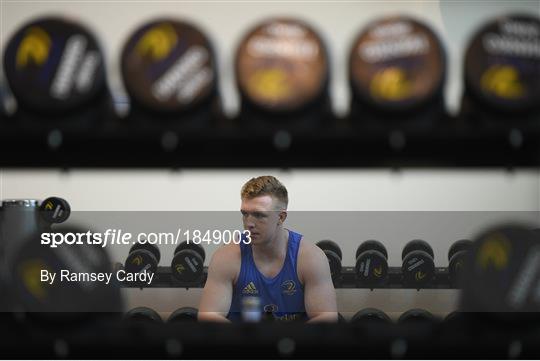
left=240, top=209, right=270, bottom=215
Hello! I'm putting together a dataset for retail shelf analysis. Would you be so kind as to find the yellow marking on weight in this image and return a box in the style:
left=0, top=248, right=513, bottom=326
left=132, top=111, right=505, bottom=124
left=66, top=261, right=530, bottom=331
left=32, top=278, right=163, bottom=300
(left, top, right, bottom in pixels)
left=481, top=65, right=524, bottom=99
left=415, top=271, right=426, bottom=281
left=16, top=26, right=51, bottom=69
left=131, top=255, right=143, bottom=266
left=248, top=68, right=291, bottom=102
left=175, top=264, right=185, bottom=274
left=44, top=201, right=53, bottom=210
left=477, top=233, right=511, bottom=270
left=136, top=23, right=177, bottom=61
left=373, top=266, right=383, bottom=277
left=370, top=67, right=412, bottom=101
left=19, top=260, right=48, bottom=300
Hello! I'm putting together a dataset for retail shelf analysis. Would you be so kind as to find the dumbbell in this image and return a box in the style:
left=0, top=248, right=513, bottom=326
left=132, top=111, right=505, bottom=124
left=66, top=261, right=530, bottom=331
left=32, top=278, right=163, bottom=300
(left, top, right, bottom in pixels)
left=316, top=240, right=342, bottom=282
left=2, top=198, right=70, bottom=270
left=448, top=239, right=473, bottom=287
left=444, top=311, right=466, bottom=324
left=125, top=242, right=161, bottom=282
left=125, top=306, right=162, bottom=323
left=355, top=240, right=388, bottom=287
left=171, top=241, right=206, bottom=283
left=401, top=240, right=435, bottom=288
left=11, top=226, right=123, bottom=317
left=460, top=224, right=540, bottom=321
left=39, top=197, right=71, bottom=225
left=351, top=308, right=392, bottom=325
left=398, top=308, right=437, bottom=324
left=168, top=307, right=198, bottom=322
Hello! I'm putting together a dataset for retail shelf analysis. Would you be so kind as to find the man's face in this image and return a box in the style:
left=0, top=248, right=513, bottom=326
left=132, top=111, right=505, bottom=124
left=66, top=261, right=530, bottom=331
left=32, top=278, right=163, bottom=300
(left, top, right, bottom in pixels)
left=240, top=195, right=285, bottom=245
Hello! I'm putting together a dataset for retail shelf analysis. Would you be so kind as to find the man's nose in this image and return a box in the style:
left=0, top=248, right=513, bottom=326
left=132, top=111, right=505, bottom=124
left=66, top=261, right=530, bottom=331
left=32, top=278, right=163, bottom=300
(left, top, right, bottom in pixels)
left=245, top=218, right=256, bottom=228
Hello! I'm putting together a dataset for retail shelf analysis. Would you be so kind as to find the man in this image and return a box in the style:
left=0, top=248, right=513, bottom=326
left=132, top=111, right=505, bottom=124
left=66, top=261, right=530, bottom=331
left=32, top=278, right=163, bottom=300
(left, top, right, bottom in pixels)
left=198, top=176, right=337, bottom=322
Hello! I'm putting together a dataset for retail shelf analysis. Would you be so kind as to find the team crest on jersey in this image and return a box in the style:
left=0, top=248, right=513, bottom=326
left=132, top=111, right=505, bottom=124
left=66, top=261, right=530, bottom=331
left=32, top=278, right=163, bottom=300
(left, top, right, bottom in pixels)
left=264, top=304, right=278, bottom=313
left=281, top=280, right=297, bottom=296
left=242, top=281, right=258, bottom=295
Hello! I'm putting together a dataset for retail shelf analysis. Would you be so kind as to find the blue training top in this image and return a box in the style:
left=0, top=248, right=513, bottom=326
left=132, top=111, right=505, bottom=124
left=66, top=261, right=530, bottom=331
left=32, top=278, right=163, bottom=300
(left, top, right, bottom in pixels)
left=227, top=230, right=307, bottom=322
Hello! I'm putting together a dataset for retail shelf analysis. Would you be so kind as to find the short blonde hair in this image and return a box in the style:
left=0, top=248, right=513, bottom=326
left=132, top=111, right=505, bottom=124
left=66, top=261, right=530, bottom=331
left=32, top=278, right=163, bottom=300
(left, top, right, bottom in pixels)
left=241, top=176, right=288, bottom=209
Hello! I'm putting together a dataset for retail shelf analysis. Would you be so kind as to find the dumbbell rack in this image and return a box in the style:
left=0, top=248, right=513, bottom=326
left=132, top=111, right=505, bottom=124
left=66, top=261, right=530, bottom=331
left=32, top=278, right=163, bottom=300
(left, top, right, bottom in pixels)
left=0, top=109, right=539, bottom=168
left=120, top=265, right=457, bottom=289
left=333, top=267, right=454, bottom=289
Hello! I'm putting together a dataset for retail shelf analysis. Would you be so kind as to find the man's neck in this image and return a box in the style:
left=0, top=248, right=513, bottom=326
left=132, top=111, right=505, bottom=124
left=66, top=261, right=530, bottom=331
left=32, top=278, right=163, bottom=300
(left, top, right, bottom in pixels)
left=252, top=228, right=288, bottom=261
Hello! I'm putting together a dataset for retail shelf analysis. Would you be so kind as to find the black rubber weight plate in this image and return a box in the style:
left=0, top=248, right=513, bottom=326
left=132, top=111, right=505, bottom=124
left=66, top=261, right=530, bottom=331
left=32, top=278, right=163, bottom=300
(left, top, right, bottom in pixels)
left=121, top=18, right=216, bottom=113
left=317, top=240, right=342, bottom=260
left=448, top=239, right=473, bottom=261
left=356, top=240, right=388, bottom=260
left=349, top=16, right=446, bottom=111
left=402, top=239, right=434, bottom=260
left=175, top=241, right=205, bottom=261
left=464, top=14, right=540, bottom=112
left=3, top=17, right=106, bottom=114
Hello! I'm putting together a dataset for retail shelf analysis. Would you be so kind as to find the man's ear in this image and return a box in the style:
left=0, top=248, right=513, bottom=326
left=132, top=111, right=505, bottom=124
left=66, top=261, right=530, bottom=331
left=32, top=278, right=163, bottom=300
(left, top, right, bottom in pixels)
left=279, top=210, right=288, bottom=224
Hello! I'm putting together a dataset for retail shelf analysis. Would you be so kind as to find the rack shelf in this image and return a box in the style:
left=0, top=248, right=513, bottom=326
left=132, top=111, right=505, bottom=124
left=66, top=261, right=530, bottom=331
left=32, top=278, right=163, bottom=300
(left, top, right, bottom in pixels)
left=1, top=111, right=538, bottom=168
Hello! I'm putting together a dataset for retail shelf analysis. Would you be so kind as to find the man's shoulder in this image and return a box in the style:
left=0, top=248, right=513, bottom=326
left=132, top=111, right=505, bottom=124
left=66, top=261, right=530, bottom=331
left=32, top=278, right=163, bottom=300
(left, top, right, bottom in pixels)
left=208, top=243, right=242, bottom=282
left=297, top=239, right=334, bottom=286
left=298, top=238, right=325, bottom=260
left=297, top=238, right=328, bottom=279
left=212, top=243, right=242, bottom=262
